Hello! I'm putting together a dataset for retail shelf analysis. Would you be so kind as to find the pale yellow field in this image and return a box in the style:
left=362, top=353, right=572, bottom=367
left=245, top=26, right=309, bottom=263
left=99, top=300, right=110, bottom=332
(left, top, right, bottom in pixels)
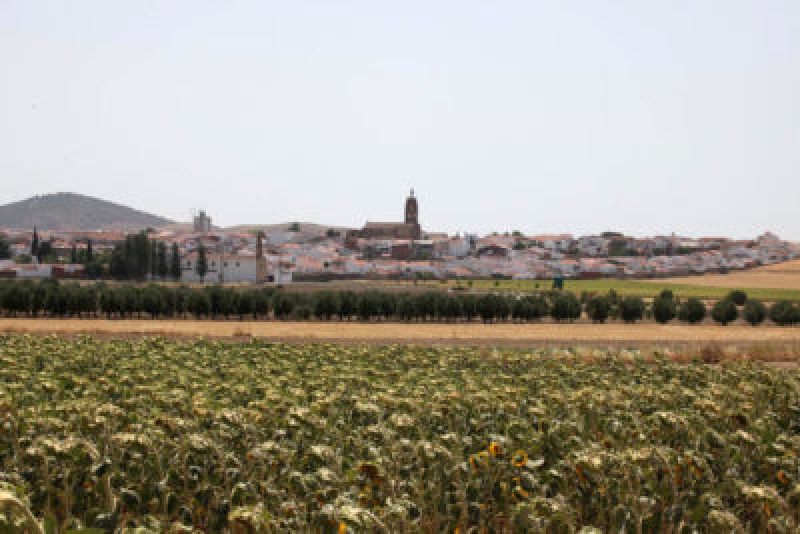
left=2, top=318, right=800, bottom=346
left=652, top=259, right=800, bottom=290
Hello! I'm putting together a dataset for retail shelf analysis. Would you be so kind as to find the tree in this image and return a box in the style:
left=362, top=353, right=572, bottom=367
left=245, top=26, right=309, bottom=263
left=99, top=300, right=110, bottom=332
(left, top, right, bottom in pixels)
left=195, top=244, right=208, bottom=283
left=288, top=222, right=301, bottom=232
left=170, top=243, right=182, bottom=280
left=711, top=299, right=738, bottom=325
left=678, top=298, right=706, bottom=324
left=70, top=244, right=78, bottom=264
left=86, top=239, right=93, bottom=262
left=156, top=242, right=168, bottom=279
left=726, top=290, right=748, bottom=307
left=769, top=300, right=799, bottom=326
left=585, top=295, right=611, bottom=323
left=652, top=296, right=677, bottom=324
left=743, top=300, right=766, bottom=326
left=36, top=240, right=53, bottom=263
left=325, top=228, right=340, bottom=238
left=30, top=227, right=39, bottom=258
left=0, top=236, right=10, bottom=259
left=550, top=293, right=581, bottom=322
left=314, top=291, right=340, bottom=320
left=619, top=297, right=645, bottom=323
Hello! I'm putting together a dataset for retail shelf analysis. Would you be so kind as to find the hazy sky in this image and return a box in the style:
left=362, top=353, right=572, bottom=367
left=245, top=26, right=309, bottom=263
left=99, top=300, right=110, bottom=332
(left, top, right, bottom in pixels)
left=1, top=1, right=798, bottom=238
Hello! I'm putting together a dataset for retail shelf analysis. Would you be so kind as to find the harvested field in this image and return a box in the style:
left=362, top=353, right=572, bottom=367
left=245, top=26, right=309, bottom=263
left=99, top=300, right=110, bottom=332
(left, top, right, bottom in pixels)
left=653, top=258, right=800, bottom=290
left=2, top=318, right=800, bottom=347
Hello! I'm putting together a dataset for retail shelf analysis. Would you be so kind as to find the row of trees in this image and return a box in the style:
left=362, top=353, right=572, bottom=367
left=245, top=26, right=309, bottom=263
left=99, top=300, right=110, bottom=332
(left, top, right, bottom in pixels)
left=0, top=280, right=799, bottom=325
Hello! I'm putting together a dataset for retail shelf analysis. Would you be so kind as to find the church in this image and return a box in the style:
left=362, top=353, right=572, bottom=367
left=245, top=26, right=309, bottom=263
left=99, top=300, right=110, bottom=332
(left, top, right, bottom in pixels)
left=346, top=189, right=422, bottom=245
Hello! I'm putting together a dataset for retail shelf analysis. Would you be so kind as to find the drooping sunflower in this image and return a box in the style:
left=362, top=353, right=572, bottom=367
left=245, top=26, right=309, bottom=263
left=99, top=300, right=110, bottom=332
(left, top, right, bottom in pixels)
left=511, top=449, right=528, bottom=468
left=488, top=442, right=502, bottom=458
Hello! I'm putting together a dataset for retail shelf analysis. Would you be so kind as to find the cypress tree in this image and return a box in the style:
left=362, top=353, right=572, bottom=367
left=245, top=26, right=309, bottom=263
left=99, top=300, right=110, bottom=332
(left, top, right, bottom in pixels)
left=196, top=244, right=208, bottom=283
left=157, top=242, right=168, bottom=279
left=170, top=243, right=182, bottom=280
left=30, top=227, right=39, bottom=258
left=86, top=239, right=93, bottom=262
left=70, top=244, right=78, bottom=264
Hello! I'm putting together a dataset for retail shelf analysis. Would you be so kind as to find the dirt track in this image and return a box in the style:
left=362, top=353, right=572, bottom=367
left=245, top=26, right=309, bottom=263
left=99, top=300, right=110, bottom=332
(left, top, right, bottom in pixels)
left=2, top=318, right=800, bottom=348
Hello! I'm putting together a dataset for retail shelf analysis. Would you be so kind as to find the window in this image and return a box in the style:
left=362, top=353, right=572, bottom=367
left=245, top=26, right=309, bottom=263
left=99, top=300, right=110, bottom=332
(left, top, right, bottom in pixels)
left=223, top=262, right=228, bottom=267
left=236, top=262, right=240, bottom=267
left=211, top=261, right=216, bottom=267
left=186, top=261, right=192, bottom=267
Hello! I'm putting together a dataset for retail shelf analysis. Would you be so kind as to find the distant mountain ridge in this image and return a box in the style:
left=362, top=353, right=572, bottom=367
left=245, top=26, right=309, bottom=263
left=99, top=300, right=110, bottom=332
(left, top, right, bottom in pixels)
left=0, top=193, right=173, bottom=231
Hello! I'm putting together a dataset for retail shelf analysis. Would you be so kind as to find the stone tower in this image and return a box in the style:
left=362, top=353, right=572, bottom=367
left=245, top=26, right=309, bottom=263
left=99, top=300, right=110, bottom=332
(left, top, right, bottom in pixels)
left=404, top=189, right=421, bottom=240
left=405, top=188, right=418, bottom=226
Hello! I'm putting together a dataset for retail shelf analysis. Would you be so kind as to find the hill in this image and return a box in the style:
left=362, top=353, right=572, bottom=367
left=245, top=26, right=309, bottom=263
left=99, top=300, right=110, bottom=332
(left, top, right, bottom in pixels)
left=0, top=193, right=173, bottom=231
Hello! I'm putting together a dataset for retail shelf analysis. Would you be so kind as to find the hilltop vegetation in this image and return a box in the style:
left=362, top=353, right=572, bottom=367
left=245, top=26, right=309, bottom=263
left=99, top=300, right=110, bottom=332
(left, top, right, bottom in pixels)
left=0, top=193, right=172, bottom=231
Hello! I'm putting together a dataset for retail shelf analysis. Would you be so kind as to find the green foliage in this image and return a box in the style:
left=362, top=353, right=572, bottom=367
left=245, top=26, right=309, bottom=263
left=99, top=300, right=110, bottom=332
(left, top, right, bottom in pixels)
left=679, top=298, right=707, bottom=324
left=585, top=295, right=611, bottom=323
left=550, top=292, right=581, bottom=322
left=711, top=299, right=738, bottom=325
left=195, top=244, right=208, bottom=281
left=770, top=300, right=800, bottom=326
left=288, top=222, right=301, bottom=232
left=743, top=300, right=767, bottom=326
left=727, top=289, right=748, bottom=306
left=170, top=243, right=182, bottom=280
left=652, top=296, right=677, bottom=324
left=0, top=236, right=11, bottom=259
left=619, top=296, right=645, bottom=323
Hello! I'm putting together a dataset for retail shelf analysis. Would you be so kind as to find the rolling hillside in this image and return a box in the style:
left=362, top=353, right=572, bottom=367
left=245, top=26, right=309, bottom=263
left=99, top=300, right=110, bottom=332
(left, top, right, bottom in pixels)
left=0, top=193, right=173, bottom=231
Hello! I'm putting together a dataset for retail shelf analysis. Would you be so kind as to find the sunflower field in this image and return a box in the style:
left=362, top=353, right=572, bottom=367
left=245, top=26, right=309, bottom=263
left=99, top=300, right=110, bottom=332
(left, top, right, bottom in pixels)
left=0, top=336, right=799, bottom=533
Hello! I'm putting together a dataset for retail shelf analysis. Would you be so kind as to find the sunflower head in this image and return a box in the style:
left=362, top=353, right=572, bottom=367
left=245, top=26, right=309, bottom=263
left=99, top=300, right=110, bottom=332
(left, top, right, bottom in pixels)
left=512, top=449, right=528, bottom=468
left=488, top=442, right=502, bottom=458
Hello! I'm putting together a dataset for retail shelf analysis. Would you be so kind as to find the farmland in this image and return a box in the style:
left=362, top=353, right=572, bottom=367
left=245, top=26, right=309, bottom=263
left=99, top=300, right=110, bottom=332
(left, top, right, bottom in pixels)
left=656, top=259, right=800, bottom=291
left=1, top=335, right=800, bottom=532
left=3, top=318, right=800, bottom=350
left=416, top=278, right=800, bottom=302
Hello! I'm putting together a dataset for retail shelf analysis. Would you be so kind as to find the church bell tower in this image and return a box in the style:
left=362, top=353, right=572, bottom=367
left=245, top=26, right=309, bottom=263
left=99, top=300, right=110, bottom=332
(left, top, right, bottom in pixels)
left=405, top=188, right=418, bottom=226
left=405, top=188, right=421, bottom=239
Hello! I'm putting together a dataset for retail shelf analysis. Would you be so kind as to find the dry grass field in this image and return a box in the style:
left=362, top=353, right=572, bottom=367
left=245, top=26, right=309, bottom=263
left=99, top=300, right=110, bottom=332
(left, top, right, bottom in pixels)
left=653, top=258, right=800, bottom=290
left=3, top=318, right=800, bottom=348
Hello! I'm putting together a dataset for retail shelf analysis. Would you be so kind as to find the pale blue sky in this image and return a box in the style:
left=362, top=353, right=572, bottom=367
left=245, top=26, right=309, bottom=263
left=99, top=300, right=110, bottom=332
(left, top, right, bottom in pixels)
left=1, top=1, right=798, bottom=238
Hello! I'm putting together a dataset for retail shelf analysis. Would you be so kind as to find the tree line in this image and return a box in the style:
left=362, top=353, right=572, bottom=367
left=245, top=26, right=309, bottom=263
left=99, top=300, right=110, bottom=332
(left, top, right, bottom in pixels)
left=0, top=281, right=798, bottom=326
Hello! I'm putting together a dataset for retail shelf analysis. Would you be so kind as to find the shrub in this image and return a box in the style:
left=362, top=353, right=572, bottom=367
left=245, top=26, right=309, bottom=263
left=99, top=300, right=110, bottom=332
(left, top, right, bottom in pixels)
left=585, top=296, right=611, bottom=323
left=290, top=305, right=313, bottom=320
left=726, top=290, right=748, bottom=306
left=770, top=300, right=799, bottom=326
left=711, top=299, right=738, bottom=325
left=658, top=289, right=674, bottom=300
left=743, top=300, right=766, bottom=326
left=619, top=297, right=645, bottom=323
left=678, top=298, right=706, bottom=324
left=550, top=293, right=581, bottom=322
left=652, top=296, right=677, bottom=324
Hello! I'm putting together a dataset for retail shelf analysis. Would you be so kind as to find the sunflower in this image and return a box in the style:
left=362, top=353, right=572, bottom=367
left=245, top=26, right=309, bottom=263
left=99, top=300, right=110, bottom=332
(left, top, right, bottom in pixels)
left=512, top=485, right=530, bottom=501
left=469, top=451, right=490, bottom=470
left=511, top=450, right=528, bottom=468
left=488, top=442, right=502, bottom=457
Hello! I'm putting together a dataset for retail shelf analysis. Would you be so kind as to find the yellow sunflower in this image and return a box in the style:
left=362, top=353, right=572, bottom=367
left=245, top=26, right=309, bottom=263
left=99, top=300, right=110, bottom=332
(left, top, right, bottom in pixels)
left=488, top=442, right=502, bottom=457
left=511, top=449, right=528, bottom=468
